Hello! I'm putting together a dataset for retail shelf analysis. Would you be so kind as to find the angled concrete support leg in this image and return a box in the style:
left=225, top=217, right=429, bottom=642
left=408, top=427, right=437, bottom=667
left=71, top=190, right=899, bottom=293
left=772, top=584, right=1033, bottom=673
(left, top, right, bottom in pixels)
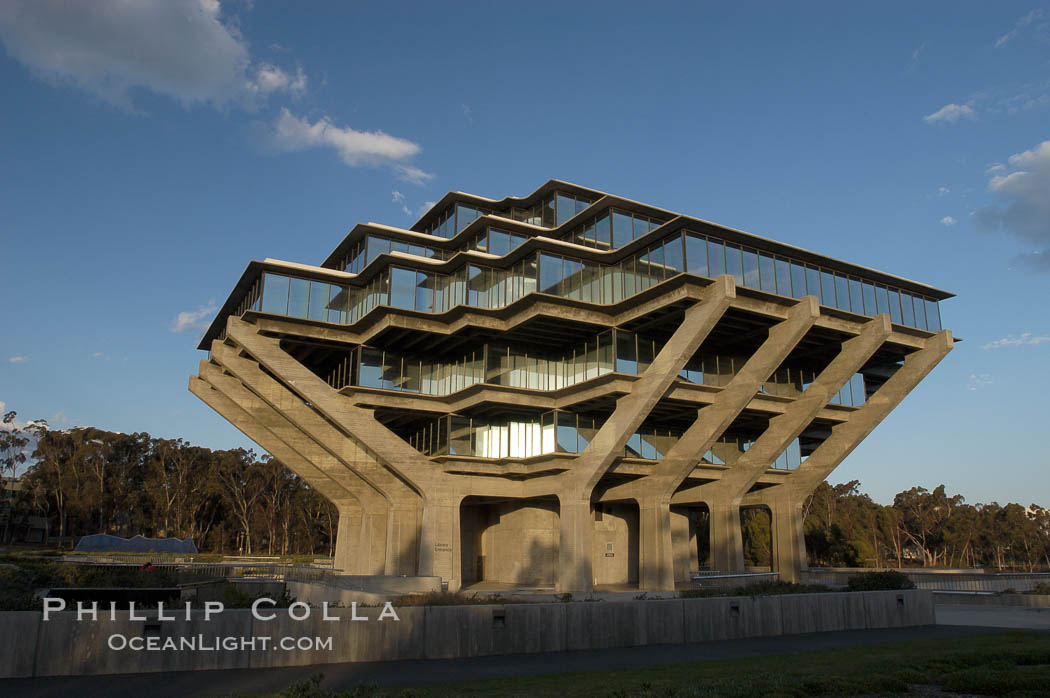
left=638, top=496, right=675, bottom=591
left=333, top=504, right=362, bottom=572
left=557, top=497, right=594, bottom=593
left=708, top=500, right=745, bottom=574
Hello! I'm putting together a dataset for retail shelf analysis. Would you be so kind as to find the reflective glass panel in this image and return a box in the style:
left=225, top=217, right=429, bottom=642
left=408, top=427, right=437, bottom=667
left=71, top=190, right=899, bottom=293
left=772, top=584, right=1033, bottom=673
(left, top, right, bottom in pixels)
left=539, top=253, right=562, bottom=295
left=389, top=267, right=415, bottom=309
left=806, top=266, right=821, bottom=298
left=875, top=285, right=890, bottom=315
left=685, top=233, right=708, bottom=276
left=556, top=194, right=576, bottom=226
left=912, top=295, right=927, bottom=330
left=595, top=215, right=611, bottom=249
left=633, top=215, right=648, bottom=239
left=708, top=239, right=726, bottom=277
left=820, top=270, right=836, bottom=307
left=288, top=277, right=310, bottom=317
left=488, top=229, right=510, bottom=256
left=612, top=211, right=633, bottom=248
left=790, top=262, right=807, bottom=298
left=887, top=288, right=902, bottom=323
left=742, top=249, right=760, bottom=288
left=900, top=291, right=915, bottom=326
left=862, top=282, right=876, bottom=316
left=925, top=299, right=941, bottom=331
left=308, top=281, right=329, bottom=321
left=725, top=244, right=744, bottom=285
left=835, top=274, right=850, bottom=311
left=663, top=233, right=684, bottom=274
left=261, top=273, right=290, bottom=315
left=760, top=254, right=776, bottom=293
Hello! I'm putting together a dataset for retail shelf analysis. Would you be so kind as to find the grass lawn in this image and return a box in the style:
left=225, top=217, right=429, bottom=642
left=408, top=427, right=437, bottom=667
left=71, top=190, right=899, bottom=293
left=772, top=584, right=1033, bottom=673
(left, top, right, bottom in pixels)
left=266, top=631, right=1050, bottom=697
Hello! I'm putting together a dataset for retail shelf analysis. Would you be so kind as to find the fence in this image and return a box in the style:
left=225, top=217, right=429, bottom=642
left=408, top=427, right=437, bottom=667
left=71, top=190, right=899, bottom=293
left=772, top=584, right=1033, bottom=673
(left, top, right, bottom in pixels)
left=690, top=571, right=780, bottom=589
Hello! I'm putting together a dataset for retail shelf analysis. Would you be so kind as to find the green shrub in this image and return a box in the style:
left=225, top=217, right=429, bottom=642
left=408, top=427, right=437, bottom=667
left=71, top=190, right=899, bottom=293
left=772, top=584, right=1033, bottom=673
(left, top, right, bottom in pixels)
left=1028, top=581, right=1050, bottom=595
left=846, top=570, right=915, bottom=591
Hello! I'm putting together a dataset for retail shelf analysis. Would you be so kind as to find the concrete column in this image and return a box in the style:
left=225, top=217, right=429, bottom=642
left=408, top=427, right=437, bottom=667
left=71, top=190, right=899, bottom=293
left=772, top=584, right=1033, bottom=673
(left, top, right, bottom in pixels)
left=707, top=500, right=744, bottom=574
left=418, top=495, right=461, bottom=590
left=767, top=497, right=807, bottom=583
left=557, top=497, right=594, bottom=593
left=333, top=504, right=361, bottom=572
left=638, top=496, right=674, bottom=591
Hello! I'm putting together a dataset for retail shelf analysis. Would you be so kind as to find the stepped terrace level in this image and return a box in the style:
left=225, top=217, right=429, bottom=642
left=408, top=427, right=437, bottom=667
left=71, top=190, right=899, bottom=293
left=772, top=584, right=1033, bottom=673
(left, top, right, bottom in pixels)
left=191, top=179, right=953, bottom=593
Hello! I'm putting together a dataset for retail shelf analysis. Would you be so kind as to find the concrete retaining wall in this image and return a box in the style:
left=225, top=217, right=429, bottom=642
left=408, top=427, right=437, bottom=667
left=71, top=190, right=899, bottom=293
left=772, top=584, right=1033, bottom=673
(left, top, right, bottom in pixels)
left=0, top=590, right=934, bottom=678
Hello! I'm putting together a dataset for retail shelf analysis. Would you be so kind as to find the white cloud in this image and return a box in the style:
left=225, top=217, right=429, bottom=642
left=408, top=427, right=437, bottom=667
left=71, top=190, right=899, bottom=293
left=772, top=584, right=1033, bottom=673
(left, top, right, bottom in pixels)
left=416, top=201, right=438, bottom=218
left=995, top=9, right=1048, bottom=48
left=268, top=108, right=432, bottom=182
left=392, top=191, right=412, bottom=216
left=0, top=0, right=306, bottom=110
left=986, top=163, right=1006, bottom=174
left=967, top=373, right=993, bottom=391
left=938, top=187, right=950, bottom=196
left=939, top=216, right=956, bottom=226
left=981, top=333, right=1050, bottom=350
left=171, top=300, right=217, bottom=334
left=8, top=356, right=27, bottom=363
left=923, top=103, right=976, bottom=124
left=91, top=352, right=104, bottom=359
left=974, top=140, right=1050, bottom=271
left=251, top=63, right=306, bottom=98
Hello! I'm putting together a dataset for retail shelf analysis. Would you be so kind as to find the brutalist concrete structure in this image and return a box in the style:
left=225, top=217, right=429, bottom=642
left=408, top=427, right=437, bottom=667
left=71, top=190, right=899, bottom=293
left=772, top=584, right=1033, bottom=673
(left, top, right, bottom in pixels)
left=190, top=180, right=953, bottom=593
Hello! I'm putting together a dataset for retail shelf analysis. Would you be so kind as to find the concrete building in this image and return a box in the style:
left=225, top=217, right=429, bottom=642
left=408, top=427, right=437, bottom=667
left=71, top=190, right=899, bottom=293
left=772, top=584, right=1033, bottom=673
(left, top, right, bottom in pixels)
left=190, top=180, right=953, bottom=593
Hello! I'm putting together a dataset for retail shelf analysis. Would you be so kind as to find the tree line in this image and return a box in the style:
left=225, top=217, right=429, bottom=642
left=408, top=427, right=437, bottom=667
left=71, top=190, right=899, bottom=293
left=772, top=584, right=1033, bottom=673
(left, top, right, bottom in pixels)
left=741, top=480, right=1050, bottom=571
left=3, top=411, right=1049, bottom=569
left=1, top=412, right=336, bottom=556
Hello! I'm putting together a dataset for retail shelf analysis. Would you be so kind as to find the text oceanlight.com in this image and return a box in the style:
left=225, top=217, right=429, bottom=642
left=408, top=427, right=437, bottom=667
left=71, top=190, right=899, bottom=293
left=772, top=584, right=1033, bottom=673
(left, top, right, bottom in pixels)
left=107, top=635, right=334, bottom=652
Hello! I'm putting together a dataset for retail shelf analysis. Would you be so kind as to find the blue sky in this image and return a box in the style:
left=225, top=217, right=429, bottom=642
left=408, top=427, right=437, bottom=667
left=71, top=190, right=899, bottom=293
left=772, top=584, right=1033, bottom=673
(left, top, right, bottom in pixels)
left=1, top=1, right=1048, bottom=507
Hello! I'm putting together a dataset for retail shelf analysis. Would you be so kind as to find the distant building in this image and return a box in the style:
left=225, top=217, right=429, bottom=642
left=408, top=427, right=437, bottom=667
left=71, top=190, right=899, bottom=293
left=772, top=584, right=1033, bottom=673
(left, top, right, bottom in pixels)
left=191, top=180, right=953, bottom=592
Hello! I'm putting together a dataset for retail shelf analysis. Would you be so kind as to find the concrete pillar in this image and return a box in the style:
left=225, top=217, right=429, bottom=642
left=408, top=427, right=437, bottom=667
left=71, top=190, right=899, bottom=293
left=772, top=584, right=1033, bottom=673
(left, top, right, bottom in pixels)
left=557, top=497, right=594, bottom=593
left=708, top=500, right=744, bottom=574
left=418, top=496, right=461, bottom=590
left=333, top=504, right=361, bottom=572
left=768, top=497, right=807, bottom=583
left=638, top=496, right=674, bottom=591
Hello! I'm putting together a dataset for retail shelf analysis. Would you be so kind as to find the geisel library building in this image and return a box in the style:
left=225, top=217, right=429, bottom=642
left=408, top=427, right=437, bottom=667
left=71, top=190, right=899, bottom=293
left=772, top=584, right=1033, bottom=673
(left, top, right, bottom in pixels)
left=190, top=180, right=953, bottom=593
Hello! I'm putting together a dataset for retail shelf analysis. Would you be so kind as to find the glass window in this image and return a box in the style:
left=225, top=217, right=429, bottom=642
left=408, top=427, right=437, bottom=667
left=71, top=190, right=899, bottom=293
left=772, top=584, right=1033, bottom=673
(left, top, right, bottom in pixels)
left=912, top=295, right=927, bottom=330
left=542, top=196, right=556, bottom=227
left=685, top=233, right=708, bottom=276
left=708, top=239, right=726, bottom=277
left=820, top=270, right=836, bottom=307
left=925, top=299, right=941, bottom=331
left=663, top=232, right=684, bottom=275
left=539, top=253, right=563, bottom=295
left=760, top=254, right=776, bottom=293
left=557, top=412, right=579, bottom=452
left=725, top=244, right=744, bottom=285
left=595, top=214, right=611, bottom=249
left=358, top=347, right=384, bottom=388
left=900, top=292, right=915, bottom=327
left=862, top=282, right=877, bottom=316
left=616, top=330, right=637, bottom=374
left=875, top=285, right=890, bottom=316
left=835, top=274, right=850, bottom=311
left=488, top=229, right=510, bottom=256
left=288, top=277, right=310, bottom=318
left=261, top=273, right=290, bottom=315
left=633, top=215, right=648, bottom=240
left=308, top=281, right=329, bottom=321
left=556, top=194, right=576, bottom=226
left=612, top=211, right=633, bottom=248
left=415, top=271, right=434, bottom=312
left=467, top=265, right=489, bottom=307
left=887, top=288, right=902, bottom=323
left=789, top=262, right=806, bottom=298
left=575, top=197, right=588, bottom=215
left=389, top=267, right=415, bottom=309
left=563, top=258, right=583, bottom=299
left=742, top=248, right=760, bottom=289
left=805, top=266, right=821, bottom=299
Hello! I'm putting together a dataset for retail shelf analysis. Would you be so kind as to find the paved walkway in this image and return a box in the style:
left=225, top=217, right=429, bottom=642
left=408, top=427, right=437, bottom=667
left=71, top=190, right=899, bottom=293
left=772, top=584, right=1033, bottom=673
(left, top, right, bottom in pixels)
left=0, top=624, right=1022, bottom=698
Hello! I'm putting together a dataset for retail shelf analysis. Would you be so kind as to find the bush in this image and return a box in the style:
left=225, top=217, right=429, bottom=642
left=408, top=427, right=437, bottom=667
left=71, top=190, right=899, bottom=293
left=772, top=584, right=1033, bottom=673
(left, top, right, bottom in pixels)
left=679, top=581, right=830, bottom=599
left=846, top=570, right=915, bottom=591
left=1028, top=582, right=1050, bottom=595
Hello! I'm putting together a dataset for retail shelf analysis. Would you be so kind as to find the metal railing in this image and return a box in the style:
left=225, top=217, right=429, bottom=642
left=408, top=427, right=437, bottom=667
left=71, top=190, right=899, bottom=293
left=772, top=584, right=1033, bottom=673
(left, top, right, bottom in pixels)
left=802, top=568, right=1050, bottom=593
left=690, top=571, right=780, bottom=590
